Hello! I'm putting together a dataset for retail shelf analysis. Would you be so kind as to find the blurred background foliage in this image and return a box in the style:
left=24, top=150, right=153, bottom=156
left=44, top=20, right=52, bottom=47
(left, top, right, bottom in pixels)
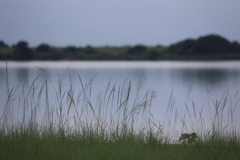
left=1, top=34, right=240, bottom=61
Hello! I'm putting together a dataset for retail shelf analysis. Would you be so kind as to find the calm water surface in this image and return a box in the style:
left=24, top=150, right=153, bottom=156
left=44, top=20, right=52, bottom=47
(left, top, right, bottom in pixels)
left=1, top=61, right=240, bottom=129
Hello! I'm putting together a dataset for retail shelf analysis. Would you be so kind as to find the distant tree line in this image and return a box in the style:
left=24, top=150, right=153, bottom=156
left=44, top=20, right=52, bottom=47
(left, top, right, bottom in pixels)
left=168, top=34, right=240, bottom=55
left=1, top=34, right=240, bottom=61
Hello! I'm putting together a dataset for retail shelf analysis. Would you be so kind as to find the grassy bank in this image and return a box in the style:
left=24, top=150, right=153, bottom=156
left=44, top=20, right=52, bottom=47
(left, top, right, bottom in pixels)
left=0, top=65, right=240, bottom=160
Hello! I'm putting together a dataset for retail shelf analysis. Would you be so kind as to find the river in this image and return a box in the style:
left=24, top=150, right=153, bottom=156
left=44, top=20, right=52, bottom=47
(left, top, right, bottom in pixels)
left=1, top=61, right=240, bottom=132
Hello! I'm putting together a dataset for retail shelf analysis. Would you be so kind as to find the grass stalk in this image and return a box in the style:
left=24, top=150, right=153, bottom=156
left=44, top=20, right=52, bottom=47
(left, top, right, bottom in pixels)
left=0, top=65, right=240, bottom=160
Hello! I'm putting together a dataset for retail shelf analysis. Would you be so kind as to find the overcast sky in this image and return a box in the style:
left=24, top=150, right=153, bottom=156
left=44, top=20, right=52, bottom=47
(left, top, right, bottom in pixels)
left=0, top=0, right=240, bottom=47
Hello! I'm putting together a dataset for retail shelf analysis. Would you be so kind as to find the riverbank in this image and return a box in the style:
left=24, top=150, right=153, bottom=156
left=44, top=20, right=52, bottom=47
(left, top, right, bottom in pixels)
left=1, top=132, right=239, bottom=160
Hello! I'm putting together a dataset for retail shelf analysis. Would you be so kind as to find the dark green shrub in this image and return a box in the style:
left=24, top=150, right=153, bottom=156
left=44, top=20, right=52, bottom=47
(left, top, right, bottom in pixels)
left=193, top=34, right=231, bottom=54
left=14, top=41, right=34, bottom=60
left=168, top=39, right=195, bottom=54
left=63, top=46, right=78, bottom=52
left=35, top=44, right=50, bottom=52
left=0, top=40, right=9, bottom=48
left=83, top=46, right=96, bottom=54
left=127, top=45, right=147, bottom=54
left=147, top=50, right=161, bottom=60
left=179, top=133, right=197, bottom=144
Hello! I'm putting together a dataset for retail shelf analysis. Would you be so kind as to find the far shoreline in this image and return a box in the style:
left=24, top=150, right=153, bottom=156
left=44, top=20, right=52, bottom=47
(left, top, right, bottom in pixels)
left=1, top=60, right=240, bottom=69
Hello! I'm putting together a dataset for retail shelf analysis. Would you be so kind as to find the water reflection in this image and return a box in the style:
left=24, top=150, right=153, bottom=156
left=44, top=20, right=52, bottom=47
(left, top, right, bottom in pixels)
left=0, top=68, right=6, bottom=83
left=16, top=68, right=29, bottom=82
left=1, top=61, right=240, bottom=130
left=170, top=69, right=240, bottom=87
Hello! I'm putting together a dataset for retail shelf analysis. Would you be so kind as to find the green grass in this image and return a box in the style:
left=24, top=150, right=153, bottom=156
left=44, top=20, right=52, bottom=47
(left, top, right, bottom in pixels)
left=0, top=64, right=240, bottom=160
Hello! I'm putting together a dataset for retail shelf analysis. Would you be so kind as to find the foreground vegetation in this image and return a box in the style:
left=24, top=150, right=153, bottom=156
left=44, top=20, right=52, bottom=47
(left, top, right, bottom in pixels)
left=0, top=65, right=240, bottom=160
left=1, top=34, right=240, bottom=61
